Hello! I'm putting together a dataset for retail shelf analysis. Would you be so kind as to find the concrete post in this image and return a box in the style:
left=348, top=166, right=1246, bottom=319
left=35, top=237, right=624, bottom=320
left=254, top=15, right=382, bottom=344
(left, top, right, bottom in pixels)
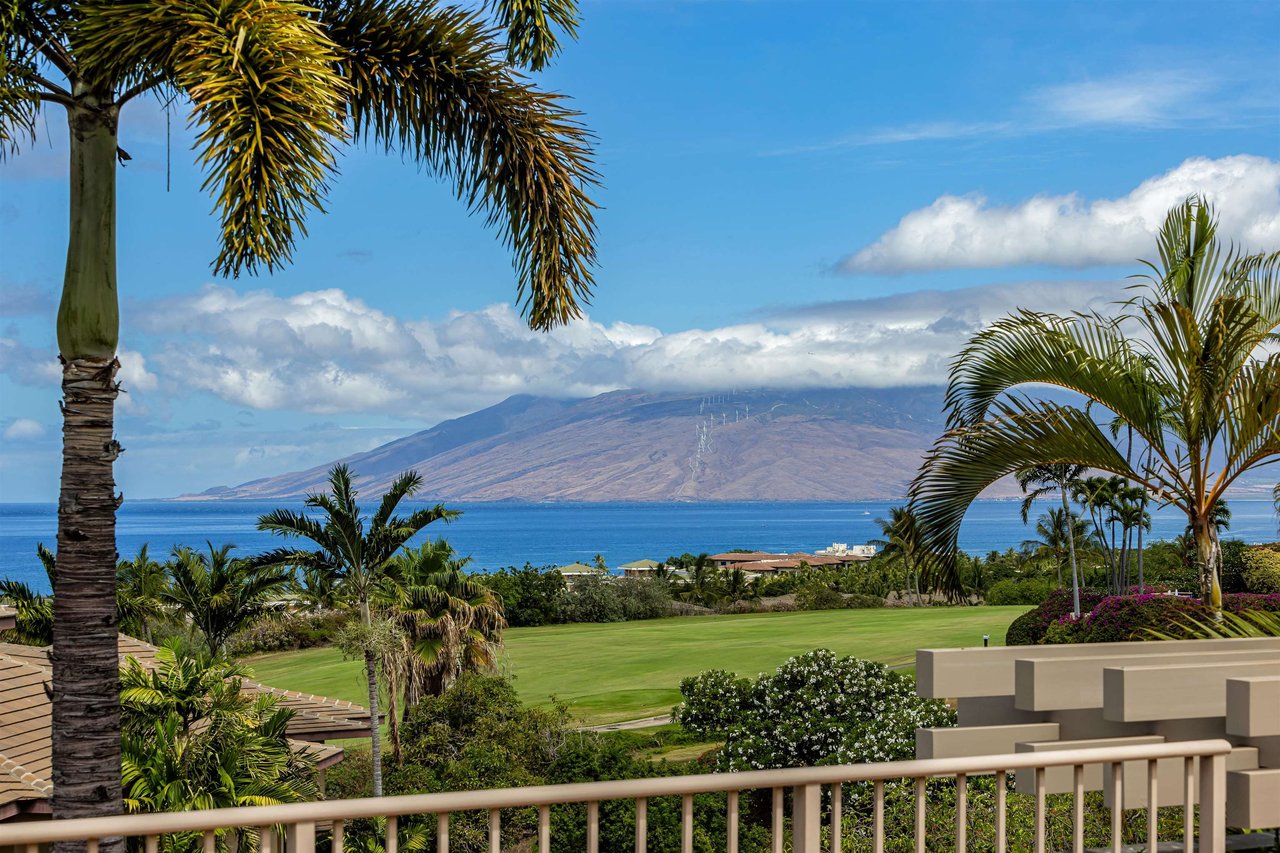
left=792, top=784, right=822, bottom=853
left=1198, top=754, right=1226, bottom=853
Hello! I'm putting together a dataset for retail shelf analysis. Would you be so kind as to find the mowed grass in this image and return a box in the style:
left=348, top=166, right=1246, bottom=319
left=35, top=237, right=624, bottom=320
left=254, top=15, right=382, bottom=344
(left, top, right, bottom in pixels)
left=247, top=607, right=1026, bottom=726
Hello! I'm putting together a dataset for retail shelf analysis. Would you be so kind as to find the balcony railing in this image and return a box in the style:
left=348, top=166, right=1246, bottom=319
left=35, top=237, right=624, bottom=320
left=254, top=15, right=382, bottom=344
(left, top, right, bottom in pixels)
left=0, top=739, right=1231, bottom=853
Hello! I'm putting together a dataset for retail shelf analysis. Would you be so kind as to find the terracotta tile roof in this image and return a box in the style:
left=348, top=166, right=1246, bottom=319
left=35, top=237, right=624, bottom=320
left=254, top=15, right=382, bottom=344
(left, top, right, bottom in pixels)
left=0, top=636, right=366, bottom=816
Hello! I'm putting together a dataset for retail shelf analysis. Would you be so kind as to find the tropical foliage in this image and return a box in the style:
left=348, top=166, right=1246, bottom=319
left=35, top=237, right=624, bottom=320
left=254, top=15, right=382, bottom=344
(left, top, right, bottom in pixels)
left=162, top=543, right=292, bottom=657
left=911, top=199, right=1280, bottom=610
left=120, top=645, right=317, bottom=845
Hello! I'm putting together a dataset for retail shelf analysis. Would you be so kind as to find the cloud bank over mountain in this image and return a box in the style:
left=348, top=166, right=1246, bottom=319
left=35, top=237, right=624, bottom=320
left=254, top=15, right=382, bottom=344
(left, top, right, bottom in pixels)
left=841, top=155, right=1280, bottom=273
left=130, top=278, right=1119, bottom=421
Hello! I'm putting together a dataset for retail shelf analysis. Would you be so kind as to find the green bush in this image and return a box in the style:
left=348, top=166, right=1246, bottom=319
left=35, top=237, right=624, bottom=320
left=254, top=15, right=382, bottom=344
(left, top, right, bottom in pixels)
left=985, top=578, right=1056, bottom=606
left=1242, top=547, right=1280, bottom=594
left=226, top=610, right=350, bottom=657
left=1220, top=539, right=1249, bottom=594
left=843, top=593, right=885, bottom=609
left=476, top=564, right=566, bottom=627
left=794, top=582, right=846, bottom=611
left=674, top=650, right=954, bottom=771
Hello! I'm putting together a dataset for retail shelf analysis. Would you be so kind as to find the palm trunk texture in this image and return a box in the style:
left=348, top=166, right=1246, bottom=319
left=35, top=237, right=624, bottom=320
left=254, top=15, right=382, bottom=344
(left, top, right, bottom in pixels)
left=53, top=98, right=125, bottom=853
left=360, top=600, right=384, bottom=796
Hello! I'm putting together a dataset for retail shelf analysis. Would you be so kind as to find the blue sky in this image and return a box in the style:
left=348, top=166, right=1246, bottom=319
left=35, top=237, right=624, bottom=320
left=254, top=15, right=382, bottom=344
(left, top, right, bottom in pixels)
left=2, top=0, right=1278, bottom=500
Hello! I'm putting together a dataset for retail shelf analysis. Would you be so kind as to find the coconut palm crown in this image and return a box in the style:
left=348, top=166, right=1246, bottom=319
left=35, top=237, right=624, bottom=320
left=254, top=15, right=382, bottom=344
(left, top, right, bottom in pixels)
left=910, top=199, right=1280, bottom=606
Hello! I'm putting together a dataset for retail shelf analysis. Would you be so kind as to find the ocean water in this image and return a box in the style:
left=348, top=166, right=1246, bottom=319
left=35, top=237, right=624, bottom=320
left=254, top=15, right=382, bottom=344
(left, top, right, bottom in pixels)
left=1, top=499, right=1277, bottom=593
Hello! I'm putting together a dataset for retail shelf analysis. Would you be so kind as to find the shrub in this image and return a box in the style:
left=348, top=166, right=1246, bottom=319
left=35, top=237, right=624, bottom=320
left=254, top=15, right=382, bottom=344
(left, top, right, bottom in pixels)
left=1220, top=539, right=1249, bottom=594
left=1241, top=548, right=1280, bottom=594
left=1074, top=594, right=1210, bottom=643
left=1004, top=609, right=1040, bottom=646
left=674, top=649, right=954, bottom=772
left=560, top=575, right=624, bottom=623
left=477, top=564, right=566, bottom=627
left=615, top=577, right=673, bottom=620
left=843, top=593, right=885, bottom=609
left=672, top=670, right=751, bottom=738
left=226, top=610, right=350, bottom=657
left=794, top=583, right=845, bottom=611
left=1002, top=587, right=1107, bottom=645
left=985, top=578, right=1056, bottom=606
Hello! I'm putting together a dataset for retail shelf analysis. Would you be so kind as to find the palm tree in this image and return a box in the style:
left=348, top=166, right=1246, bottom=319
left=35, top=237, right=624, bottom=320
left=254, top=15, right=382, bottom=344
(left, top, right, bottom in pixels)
left=255, top=465, right=455, bottom=796
left=380, top=547, right=505, bottom=762
left=1020, top=508, right=1086, bottom=588
left=161, top=543, right=292, bottom=658
left=1, top=544, right=164, bottom=647
left=1017, top=464, right=1086, bottom=615
left=3, top=0, right=597, bottom=828
left=911, top=199, right=1279, bottom=610
left=0, top=544, right=56, bottom=645
left=872, top=506, right=929, bottom=605
left=116, top=545, right=168, bottom=642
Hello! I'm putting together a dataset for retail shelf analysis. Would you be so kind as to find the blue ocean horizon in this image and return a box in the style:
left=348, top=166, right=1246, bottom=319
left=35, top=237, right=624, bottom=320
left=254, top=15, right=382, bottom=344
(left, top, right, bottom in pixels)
left=1, top=499, right=1277, bottom=593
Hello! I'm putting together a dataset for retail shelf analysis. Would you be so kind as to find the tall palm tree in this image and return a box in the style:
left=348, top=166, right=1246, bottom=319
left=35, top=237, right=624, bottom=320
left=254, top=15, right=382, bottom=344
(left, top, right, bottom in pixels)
left=910, top=199, right=1279, bottom=610
left=2, top=0, right=596, bottom=829
left=255, top=464, right=455, bottom=796
left=161, top=543, right=292, bottom=657
left=871, top=506, right=929, bottom=605
left=1016, top=464, right=1086, bottom=615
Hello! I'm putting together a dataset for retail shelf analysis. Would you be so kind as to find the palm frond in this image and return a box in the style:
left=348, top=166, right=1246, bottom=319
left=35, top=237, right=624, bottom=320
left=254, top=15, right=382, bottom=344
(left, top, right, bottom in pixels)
left=322, top=0, right=598, bottom=330
left=73, top=0, right=348, bottom=275
left=484, top=0, right=579, bottom=71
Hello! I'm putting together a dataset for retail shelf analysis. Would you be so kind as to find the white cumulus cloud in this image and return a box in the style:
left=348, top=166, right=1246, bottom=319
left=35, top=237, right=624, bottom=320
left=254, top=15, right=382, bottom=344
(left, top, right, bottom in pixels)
left=3, top=418, right=45, bottom=441
left=129, top=279, right=1121, bottom=420
left=842, top=155, right=1280, bottom=273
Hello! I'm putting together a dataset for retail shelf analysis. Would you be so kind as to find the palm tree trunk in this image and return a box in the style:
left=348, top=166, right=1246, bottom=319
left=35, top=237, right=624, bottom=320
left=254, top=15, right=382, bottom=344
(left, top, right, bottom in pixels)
left=1193, top=513, right=1223, bottom=617
left=53, top=98, right=125, bottom=853
left=1060, top=490, right=1081, bottom=618
left=360, top=599, right=384, bottom=796
left=1136, top=512, right=1145, bottom=592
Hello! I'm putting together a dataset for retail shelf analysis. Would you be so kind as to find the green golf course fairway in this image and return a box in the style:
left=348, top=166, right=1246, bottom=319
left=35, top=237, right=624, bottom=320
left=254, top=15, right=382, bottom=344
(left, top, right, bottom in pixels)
left=248, top=606, right=1027, bottom=726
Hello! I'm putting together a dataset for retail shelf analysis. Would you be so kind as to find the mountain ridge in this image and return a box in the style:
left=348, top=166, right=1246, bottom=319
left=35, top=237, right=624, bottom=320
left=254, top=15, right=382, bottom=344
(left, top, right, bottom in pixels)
left=186, top=387, right=990, bottom=502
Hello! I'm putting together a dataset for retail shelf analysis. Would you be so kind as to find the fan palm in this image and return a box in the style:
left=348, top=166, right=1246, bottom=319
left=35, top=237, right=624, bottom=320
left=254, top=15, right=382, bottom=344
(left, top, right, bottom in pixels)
left=379, top=546, right=505, bottom=761
left=1017, top=464, right=1087, bottom=615
left=910, top=199, right=1280, bottom=610
left=161, top=543, right=292, bottom=657
left=3, top=0, right=596, bottom=827
left=255, top=464, right=455, bottom=795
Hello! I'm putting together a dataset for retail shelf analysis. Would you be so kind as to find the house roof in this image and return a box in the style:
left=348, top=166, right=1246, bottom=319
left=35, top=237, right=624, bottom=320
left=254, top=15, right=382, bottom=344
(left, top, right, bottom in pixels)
left=708, top=552, right=791, bottom=563
left=556, top=563, right=602, bottom=574
left=0, top=636, right=365, bottom=819
left=618, top=560, right=660, bottom=569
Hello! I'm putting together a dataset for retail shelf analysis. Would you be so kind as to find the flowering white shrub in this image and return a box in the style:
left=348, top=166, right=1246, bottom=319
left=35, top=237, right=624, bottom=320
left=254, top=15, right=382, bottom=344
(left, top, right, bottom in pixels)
left=672, top=649, right=954, bottom=772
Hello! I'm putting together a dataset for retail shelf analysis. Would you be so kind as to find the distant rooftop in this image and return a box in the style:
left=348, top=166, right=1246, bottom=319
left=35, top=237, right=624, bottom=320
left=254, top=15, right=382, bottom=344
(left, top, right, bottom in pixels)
left=619, top=559, right=661, bottom=569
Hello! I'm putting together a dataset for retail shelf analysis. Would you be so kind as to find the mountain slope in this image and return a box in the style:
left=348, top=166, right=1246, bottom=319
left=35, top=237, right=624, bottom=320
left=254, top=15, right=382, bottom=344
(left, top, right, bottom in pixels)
left=192, top=387, right=982, bottom=501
